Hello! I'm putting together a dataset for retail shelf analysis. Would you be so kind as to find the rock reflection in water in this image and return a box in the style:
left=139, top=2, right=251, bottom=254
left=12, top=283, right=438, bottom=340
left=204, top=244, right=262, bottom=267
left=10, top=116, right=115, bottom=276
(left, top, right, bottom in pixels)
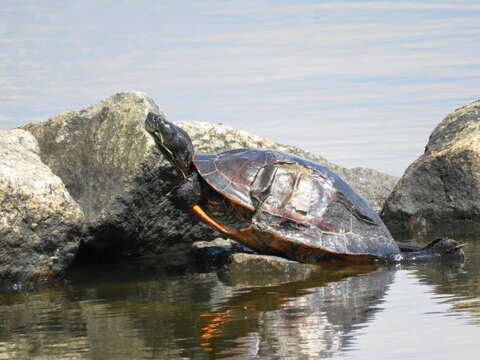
left=197, top=265, right=394, bottom=359
left=0, top=258, right=390, bottom=359
left=410, top=241, right=480, bottom=325
left=0, top=253, right=477, bottom=359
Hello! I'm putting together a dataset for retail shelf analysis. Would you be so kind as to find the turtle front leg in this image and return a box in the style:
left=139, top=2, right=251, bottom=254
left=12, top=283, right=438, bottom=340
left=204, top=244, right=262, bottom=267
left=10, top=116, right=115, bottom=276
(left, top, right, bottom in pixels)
left=191, top=204, right=232, bottom=234
left=171, top=173, right=203, bottom=209
left=173, top=174, right=237, bottom=234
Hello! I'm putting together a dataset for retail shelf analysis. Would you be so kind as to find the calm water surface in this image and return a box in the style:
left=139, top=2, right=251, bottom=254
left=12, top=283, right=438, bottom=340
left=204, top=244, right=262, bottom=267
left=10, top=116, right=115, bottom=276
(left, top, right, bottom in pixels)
left=2, top=1, right=480, bottom=175
left=0, top=240, right=479, bottom=359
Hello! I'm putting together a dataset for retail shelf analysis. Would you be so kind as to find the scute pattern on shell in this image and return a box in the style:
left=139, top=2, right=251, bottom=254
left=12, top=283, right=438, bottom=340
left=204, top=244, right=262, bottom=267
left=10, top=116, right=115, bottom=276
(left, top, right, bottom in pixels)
left=194, top=148, right=399, bottom=258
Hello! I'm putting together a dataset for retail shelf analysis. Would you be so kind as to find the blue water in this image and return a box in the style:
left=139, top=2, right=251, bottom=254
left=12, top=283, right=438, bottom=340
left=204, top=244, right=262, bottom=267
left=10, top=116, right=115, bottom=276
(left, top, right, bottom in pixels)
left=1, top=1, right=479, bottom=175
left=0, top=241, right=479, bottom=359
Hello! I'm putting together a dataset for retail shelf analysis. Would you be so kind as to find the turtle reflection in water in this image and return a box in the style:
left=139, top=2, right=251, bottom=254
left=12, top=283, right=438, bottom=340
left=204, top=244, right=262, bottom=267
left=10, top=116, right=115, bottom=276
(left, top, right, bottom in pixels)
left=144, top=112, right=464, bottom=264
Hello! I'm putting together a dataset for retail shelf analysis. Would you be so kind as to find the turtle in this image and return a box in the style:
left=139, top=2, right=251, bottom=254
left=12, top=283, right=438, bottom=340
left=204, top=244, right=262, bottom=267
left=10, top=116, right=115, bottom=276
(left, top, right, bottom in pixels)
left=144, top=112, right=464, bottom=264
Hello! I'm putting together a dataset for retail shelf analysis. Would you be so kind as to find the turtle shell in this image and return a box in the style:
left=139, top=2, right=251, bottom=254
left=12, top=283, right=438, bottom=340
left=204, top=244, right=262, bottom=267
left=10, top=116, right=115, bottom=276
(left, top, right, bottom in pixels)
left=193, top=148, right=399, bottom=262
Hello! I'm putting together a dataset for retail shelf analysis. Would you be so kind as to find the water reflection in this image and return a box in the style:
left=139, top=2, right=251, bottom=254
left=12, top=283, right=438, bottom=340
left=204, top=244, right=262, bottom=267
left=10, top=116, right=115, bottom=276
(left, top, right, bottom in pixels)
left=0, top=252, right=478, bottom=359
left=197, top=266, right=392, bottom=359
left=410, top=241, right=480, bottom=326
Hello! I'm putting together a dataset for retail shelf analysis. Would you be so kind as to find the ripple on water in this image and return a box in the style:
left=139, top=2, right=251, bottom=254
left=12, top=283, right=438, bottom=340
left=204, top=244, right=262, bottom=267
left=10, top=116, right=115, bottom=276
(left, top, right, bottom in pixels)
left=0, top=244, right=480, bottom=359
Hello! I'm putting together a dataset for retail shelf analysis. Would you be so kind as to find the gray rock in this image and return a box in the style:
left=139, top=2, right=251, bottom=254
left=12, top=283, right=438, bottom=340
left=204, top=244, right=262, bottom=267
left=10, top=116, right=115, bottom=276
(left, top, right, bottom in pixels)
left=0, top=129, right=83, bottom=283
left=219, top=253, right=316, bottom=286
left=381, top=99, right=480, bottom=240
left=21, top=92, right=215, bottom=259
left=19, top=92, right=397, bottom=261
left=191, top=238, right=243, bottom=267
left=191, top=238, right=323, bottom=284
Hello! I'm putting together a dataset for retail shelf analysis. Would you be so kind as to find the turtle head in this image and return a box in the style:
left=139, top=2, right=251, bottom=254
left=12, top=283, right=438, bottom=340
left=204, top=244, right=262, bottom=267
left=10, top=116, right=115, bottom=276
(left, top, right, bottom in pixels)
left=145, top=112, right=194, bottom=179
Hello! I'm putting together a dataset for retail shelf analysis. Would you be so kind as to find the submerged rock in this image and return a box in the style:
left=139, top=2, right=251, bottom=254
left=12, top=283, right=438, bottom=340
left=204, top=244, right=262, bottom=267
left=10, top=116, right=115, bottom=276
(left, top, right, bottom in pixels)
left=190, top=238, right=254, bottom=269
left=219, top=253, right=316, bottom=286
left=17, top=92, right=396, bottom=263
left=0, top=129, right=83, bottom=283
left=191, top=237, right=317, bottom=286
left=382, top=99, right=480, bottom=240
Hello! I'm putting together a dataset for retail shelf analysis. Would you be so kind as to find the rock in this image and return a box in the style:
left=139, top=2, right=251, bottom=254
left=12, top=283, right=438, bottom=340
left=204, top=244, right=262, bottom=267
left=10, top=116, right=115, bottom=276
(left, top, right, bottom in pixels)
left=20, top=92, right=397, bottom=261
left=381, top=99, right=480, bottom=240
left=219, top=253, right=316, bottom=286
left=190, top=238, right=254, bottom=269
left=342, top=167, right=398, bottom=213
left=0, top=129, right=83, bottom=284
left=21, top=92, right=215, bottom=260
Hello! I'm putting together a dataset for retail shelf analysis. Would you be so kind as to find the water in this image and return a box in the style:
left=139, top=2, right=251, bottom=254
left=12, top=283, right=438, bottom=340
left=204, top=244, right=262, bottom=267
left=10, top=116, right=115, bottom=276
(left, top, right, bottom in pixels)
left=1, top=2, right=480, bottom=358
left=1, top=242, right=479, bottom=359
left=1, top=1, right=480, bottom=175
